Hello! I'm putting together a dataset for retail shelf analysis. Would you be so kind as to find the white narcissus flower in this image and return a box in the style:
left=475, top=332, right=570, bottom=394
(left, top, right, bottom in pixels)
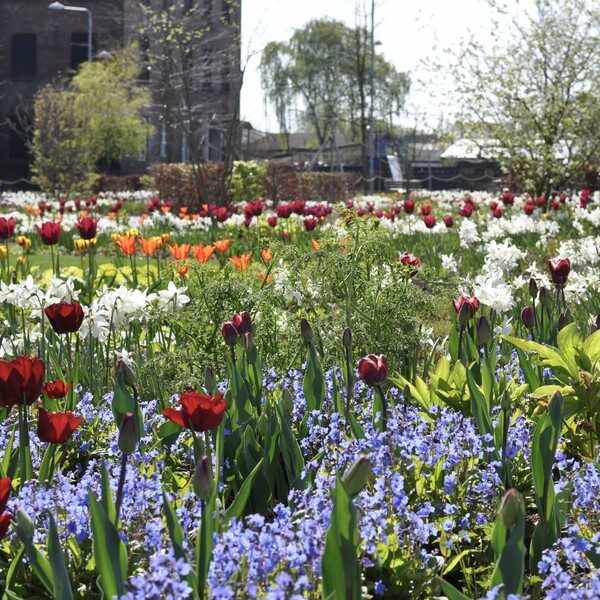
left=157, top=281, right=190, bottom=311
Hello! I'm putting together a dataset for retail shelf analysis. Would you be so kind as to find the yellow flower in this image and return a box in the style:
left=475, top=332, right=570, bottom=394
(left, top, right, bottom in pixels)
left=0, top=246, right=7, bottom=259
left=125, top=228, right=139, bottom=238
left=17, top=236, right=32, bottom=250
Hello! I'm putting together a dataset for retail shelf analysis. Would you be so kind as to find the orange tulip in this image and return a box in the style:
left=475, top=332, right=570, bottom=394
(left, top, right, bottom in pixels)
left=261, top=248, right=272, bottom=262
left=176, top=263, right=189, bottom=276
left=161, top=206, right=171, bottom=214
left=258, top=272, right=273, bottom=283
left=180, top=206, right=188, bottom=215
left=310, top=239, right=321, bottom=250
left=169, top=243, right=191, bottom=260
left=193, top=243, right=216, bottom=263
left=115, top=234, right=137, bottom=255
left=213, top=239, right=231, bottom=253
left=229, top=253, right=251, bottom=272
left=140, top=236, right=161, bottom=256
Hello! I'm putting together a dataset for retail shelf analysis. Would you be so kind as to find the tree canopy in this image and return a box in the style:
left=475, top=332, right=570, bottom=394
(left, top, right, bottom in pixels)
left=260, top=18, right=410, bottom=147
left=452, top=0, right=600, bottom=195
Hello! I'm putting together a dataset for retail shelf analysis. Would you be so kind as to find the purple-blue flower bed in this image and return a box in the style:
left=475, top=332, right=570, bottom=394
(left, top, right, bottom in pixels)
left=2, top=368, right=599, bottom=599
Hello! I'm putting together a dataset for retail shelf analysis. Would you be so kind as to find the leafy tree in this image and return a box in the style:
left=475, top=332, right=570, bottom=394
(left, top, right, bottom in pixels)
left=452, top=0, right=600, bottom=195
left=30, top=44, right=152, bottom=195
left=260, top=16, right=410, bottom=174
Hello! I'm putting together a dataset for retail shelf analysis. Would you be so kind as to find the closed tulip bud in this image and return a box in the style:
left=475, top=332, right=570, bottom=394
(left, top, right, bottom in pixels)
left=281, top=386, right=294, bottom=415
left=117, top=360, right=137, bottom=387
left=15, top=508, right=35, bottom=538
left=476, top=315, right=490, bottom=345
left=342, top=327, right=352, bottom=349
left=204, top=365, right=217, bottom=395
left=403, top=384, right=411, bottom=400
left=192, top=455, right=213, bottom=500
left=221, top=321, right=239, bottom=346
left=342, top=455, right=371, bottom=498
left=300, top=318, right=314, bottom=343
left=521, top=306, right=535, bottom=329
left=557, top=312, right=566, bottom=330
left=118, top=413, right=139, bottom=455
left=499, top=488, right=522, bottom=529
left=529, top=277, right=538, bottom=300
left=244, top=332, right=255, bottom=353
left=257, top=412, right=269, bottom=437
left=500, top=389, right=511, bottom=412
left=458, top=301, right=473, bottom=326
left=548, top=390, right=563, bottom=414
left=538, top=286, right=551, bottom=308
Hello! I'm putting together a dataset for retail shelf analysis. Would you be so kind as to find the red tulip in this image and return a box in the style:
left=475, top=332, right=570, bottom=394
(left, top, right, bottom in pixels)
left=459, top=204, right=474, bottom=218
left=221, top=321, right=239, bottom=346
left=521, top=306, right=535, bottom=329
left=43, top=380, right=72, bottom=399
left=548, top=258, right=570, bottom=285
left=44, top=302, right=84, bottom=334
left=0, top=217, right=15, bottom=240
left=443, top=215, right=454, bottom=228
left=304, top=218, right=318, bottom=231
left=35, top=221, right=62, bottom=245
left=162, top=391, right=226, bottom=432
left=37, top=408, right=83, bottom=444
left=74, top=216, right=99, bottom=240
left=423, top=215, right=436, bottom=228
left=0, top=356, right=45, bottom=407
left=399, top=252, right=421, bottom=275
left=421, top=204, right=432, bottom=216
left=492, top=208, right=503, bottom=218
left=403, top=200, right=415, bottom=214
left=267, top=216, right=278, bottom=227
left=0, top=477, right=10, bottom=514
left=0, top=513, right=12, bottom=541
left=453, top=295, right=479, bottom=322
left=232, top=311, right=252, bottom=335
left=523, top=202, right=535, bottom=215
left=358, top=354, right=388, bottom=386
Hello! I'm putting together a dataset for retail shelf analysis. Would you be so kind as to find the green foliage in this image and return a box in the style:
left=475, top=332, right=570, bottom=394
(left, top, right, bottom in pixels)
left=30, top=44, right=153, bottom=196
left=452, top=0, right=600, bottom=195
left=230, top=161, right=266, bottom=203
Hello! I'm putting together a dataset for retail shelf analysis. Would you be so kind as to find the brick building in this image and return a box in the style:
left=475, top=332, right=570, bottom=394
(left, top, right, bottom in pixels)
left=0, top=0, right=241, bottom=185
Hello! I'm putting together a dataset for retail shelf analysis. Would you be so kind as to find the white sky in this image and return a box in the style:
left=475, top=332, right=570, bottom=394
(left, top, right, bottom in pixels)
left=240, top=0, right=514, bottom=133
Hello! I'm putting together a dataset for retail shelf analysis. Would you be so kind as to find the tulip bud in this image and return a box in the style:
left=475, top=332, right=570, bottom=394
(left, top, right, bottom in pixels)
left=499, top=488, right=522, bottom=529
left=204, top=365, right=217, bottom=395
left=403, top=384, right=411, bottom=400
left=257, top=412, right=269, bottom=438
left=562, top=309, right=573, bottom=325
left=281, top=386, right=294, bottom=415
left=118, top=413, right=139, bottom=455
left=244, top=332, right=255, bottom=353
left=15, top=508, right=34, bottom=538
left=548, top=390, right=563, bottom=414
left=458, top=301, right=473, bottom=326
left=342, top=455, right=371, bottom=498
left=538, top=286, right=551, bottom=308
left=300, top=318, right=314, bottom=343
left=500, top=389, right=511, bottom=412
left=521, top=306, right=535, bottom=329
left=192, top=455, right=213, bottom=500
left=557, top=312, right=566, bottom=331
left=529, top=277, right=538, bottom=300
left=476, top=315, right=491, bottom=345
left=117, top=360, right=137, bottom=387
left=342, top=327, right=352, bottom=349
left=221, top=321, right=239, bottom=346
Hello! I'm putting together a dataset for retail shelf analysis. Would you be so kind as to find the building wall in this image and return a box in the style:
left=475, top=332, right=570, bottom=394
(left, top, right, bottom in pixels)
left=0, top=0, right=241, bottom=185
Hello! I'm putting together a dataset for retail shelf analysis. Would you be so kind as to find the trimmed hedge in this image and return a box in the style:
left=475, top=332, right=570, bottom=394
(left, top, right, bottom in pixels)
left=147, top=161, right=359, bottom=207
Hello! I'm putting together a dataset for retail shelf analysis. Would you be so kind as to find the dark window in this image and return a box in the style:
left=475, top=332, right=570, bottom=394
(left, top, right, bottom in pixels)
left=139, top=35, right=150, bottom=81
left=11, top=34, right=37, bottom=81
left=71, top=32, right=92, bottom=69
left=220, top=67, right=229, bottom=94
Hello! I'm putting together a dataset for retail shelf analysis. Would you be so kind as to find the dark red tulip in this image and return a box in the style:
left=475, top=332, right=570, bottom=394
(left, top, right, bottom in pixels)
left=44, top=302, right=84, bottom=334
left=523, top=202, right=535, bottom=215
left=358, top=354, right=388, bottom=386
left=0, top=513, right=12, bottom=541
left=232, top=311, right=252, bottom=335
left=399, top=252, right=421, bottom=275
left=304, top=218, right=318, bottom=231
left=221, top=321, right=239, bottom=346
left=423, top=215, right=436, bottom=228
left=43, top=380, right=72, bottom=399
left=492, top=208, right=503, bottom=218
left=0, top=477, right=10, bottom=514
left=521, top=306, right=535, bottom=329
left=501, top=192, right=515, bottom=205
left=459, top=203, right=474, bottom=218
left=74, top=216, right=99, bottom=240
left=0, top=217, right=15, bottom=240
left=535, top=196, right=546, bottom=207
left=548, top=258, right=571, bottom=285
left=0, top=356, right=45, bottom=407
left=163, top=391, right=226, bottom=432
left=421, top=204, right=432, bottom=216
left=403, top=200, right=415, bottom=214
left=35, top=221, right=62, bottom=245
left=443, top=215, right=454, bottom=228
left=37, top=409, right=83, bottom=444
left=267, top=216, right=278, bottom=227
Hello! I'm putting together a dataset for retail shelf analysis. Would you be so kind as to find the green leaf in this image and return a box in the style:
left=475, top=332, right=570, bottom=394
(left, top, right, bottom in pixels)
left=112, top=366, right=143, bottom=440
left=224, top=458, right=265, bottom=521
left=321, top=474, right=361, bottom=600
left=3, top=544, right=25, bottom=595
left=303, top=342, right=325, bottom=413
left=162, top=491, right=186, bottom=560
left=0, top=425, right=16, bottom=479
left=88, top=489, right=128, bottom=598
left=515, top=347, right=540, bottom=391
left=582, top=328, right=600, bottom=363
left=14, top=523, right=55, bottom=595
left=47, top=513, right=74, bottom=600
left=276, top=401, right=305, bottom=486
left=466, top=367, right=498, bottom=459
left=434, top=576, right=471, bottom=600
left=502, top=335, right=573, bottom=381
left=196, top=493, right=215, bottom=600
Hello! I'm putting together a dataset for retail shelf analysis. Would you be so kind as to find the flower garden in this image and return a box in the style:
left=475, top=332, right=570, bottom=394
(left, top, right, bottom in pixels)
left=0, top=187, right=599, bottom=599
